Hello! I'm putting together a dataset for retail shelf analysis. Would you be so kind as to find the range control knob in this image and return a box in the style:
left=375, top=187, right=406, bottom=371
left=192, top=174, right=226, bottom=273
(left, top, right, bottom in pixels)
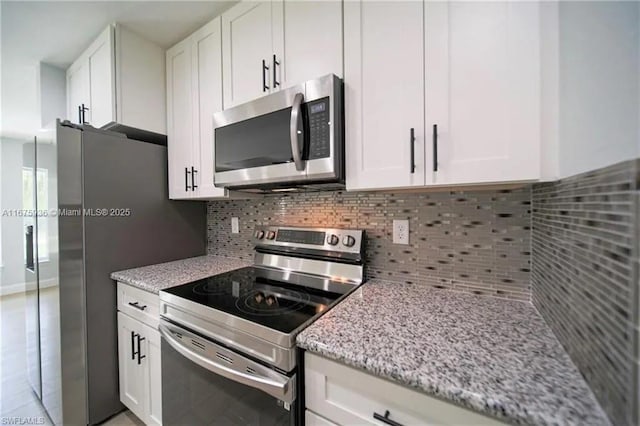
left=327, top=234, right=339, bottom=245
left=255, top=230, right=265, bottom=239
left=266, top=231, right=276, bottom=240
left=342, top=235, right=356, bottom=247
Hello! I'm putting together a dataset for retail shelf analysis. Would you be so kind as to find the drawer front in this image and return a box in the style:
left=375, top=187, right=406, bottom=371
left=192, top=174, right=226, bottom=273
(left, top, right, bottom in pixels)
left=305, top=353, right=505, bottom=426
left=117, top=282, right=160, bottom=329
left=306, top=410, right=338, bottom=426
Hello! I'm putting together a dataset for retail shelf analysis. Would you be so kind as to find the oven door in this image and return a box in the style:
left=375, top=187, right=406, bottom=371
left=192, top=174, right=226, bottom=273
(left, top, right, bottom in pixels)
left=213, top=74, right=342, bottom=189
left=159, top=321, right=297, bottom=425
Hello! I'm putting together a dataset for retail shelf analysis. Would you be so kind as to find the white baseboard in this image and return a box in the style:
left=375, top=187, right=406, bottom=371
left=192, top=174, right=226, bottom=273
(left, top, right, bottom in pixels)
left=0, top=278, right=58, bottom=297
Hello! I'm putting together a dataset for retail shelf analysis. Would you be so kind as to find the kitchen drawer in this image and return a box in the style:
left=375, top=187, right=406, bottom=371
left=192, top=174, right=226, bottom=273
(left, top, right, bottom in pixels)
left=306, top=410, right=338, bottom=426
left=305, top=353, right=505, bottom=426
left=117, top=282, right=160, bottom=329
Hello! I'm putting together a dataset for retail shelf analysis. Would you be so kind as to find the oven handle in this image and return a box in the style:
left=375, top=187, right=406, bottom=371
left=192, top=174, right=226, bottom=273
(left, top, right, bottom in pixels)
left=289, top=92, right=306, bottom=172
left=158, top=322, right=296, bottom=403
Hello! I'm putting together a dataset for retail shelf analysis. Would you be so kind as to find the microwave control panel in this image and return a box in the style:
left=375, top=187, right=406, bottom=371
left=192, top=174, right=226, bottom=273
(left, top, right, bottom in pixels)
left=307, top=97, right=331, bottom=160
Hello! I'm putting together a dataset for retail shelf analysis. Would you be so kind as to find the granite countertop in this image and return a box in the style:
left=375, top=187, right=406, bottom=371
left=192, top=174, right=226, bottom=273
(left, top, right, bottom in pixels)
left=110, top=255, right=250, bottom=293
left=297, top=280, right=610, bottom=426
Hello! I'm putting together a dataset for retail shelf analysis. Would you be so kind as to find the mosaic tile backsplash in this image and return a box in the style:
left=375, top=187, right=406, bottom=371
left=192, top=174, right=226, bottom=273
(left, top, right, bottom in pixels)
left=207, top=187, right=532, bottom=300
left=532, top=159, right=639, bottom=426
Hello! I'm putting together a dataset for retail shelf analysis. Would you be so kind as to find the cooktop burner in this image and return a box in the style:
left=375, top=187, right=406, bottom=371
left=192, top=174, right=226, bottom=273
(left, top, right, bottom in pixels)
left=236, top=287, right=312, bottom=317
left=162, top=267, right=340, bottom=334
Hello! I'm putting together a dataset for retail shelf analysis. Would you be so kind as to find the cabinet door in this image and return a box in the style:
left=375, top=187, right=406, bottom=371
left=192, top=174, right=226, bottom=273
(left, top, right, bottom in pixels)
left=273, top=0, right=343, bottom=90
left=222, top=1, right=274, bottom=108
left=425, top=1, right=540, bottom=185
left=66, top=60, right=90, bottom=124
left=344, top=1, right=426, bottom=190
left=87, top=26, right=116, bottom=128
left=166, top=38, right=194, bottom=199
left=141, top=323, right=162, bottom=426
left=192, top=17, right=228, bottom=199
left=117, top=312, right=145, bottom=421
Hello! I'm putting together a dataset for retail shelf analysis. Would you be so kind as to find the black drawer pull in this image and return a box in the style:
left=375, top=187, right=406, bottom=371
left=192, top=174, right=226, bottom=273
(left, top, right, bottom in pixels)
left=128, top=301, right=147, bottom=311
left=373, top=410, right=403, bottom=426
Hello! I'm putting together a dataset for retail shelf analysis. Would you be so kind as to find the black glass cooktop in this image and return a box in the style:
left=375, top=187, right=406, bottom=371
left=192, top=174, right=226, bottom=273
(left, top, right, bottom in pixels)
left=162, top=267, right=341, bottom=334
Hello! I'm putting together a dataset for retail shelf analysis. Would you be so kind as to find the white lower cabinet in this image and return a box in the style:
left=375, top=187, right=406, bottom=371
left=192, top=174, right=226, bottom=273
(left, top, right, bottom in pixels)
left=306, top=410, right=339, bottom=426
left=117, top=284, right=162, bottom=425
left=305, top=353, right=505, bottom=426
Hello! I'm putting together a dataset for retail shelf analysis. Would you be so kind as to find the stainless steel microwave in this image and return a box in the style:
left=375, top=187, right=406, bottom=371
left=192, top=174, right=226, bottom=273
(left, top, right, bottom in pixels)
left=213, top=74, right=344, bottom=191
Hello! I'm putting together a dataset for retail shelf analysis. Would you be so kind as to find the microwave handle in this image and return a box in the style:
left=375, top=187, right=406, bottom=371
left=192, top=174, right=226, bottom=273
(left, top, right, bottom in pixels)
left=289, top=92, right=305, bottom=172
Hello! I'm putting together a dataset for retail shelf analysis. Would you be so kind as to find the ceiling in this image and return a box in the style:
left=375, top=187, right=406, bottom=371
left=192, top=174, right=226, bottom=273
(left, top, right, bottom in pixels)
left=0, top=0, right=237, bottom=139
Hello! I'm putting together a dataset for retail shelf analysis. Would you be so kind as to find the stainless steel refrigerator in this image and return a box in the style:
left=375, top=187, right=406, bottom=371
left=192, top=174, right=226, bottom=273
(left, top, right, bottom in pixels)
left=24, top=121, right=206, bottom=425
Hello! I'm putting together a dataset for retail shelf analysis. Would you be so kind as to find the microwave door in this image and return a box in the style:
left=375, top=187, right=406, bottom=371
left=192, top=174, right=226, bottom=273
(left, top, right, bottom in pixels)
left=213, top=95, right=307, bottom=188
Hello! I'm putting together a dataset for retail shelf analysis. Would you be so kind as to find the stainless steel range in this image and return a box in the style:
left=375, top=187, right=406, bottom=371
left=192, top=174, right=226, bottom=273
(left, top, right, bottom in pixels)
left=158, top=226, right=365, bottom=425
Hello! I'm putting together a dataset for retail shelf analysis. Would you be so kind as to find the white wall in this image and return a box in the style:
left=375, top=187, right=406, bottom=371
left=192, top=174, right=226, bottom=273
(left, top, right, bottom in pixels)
left=0, top=138, right=26, bottom=294
left=38, top=63, right=66, bottom=128
left=557, top=1, right=640, bottom=178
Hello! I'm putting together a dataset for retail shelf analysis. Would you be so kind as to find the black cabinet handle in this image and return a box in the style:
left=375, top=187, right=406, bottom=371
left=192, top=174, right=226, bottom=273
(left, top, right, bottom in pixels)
left=185, top=167, right=191, bottom=192
left=272, top=54, right=280, bottom=88
left=78, top=105, right=82, bottom=124
left=410, top=128, right=416, bottom=174
left=80, top=103, right=89, bottom=124
left=262, top=60, right=269, bottom=92
left=137, top=335, right=146, bottom=365
left=128, top=301, right=147, bottom=311
left=373, top=410, right=404, bottom=426
left=191, top=167, right=198, bottom=190
left=433, top=124, right=438, bottom=172
left=130, top=331, right=137, bottom=360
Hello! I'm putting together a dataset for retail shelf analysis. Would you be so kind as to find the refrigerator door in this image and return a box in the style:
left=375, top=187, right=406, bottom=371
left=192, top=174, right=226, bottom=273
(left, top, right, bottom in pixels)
left=36, top=129, right=62, bottom=425
left=23, top=138, right=42, bottom=400
left=57, top=123, right=88, bottom=426
left=81, top=126, right=206, bottom=424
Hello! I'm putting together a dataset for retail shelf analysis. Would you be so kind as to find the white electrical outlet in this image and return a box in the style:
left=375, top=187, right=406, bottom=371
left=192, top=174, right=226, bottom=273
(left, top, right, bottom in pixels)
left=231, top=217, right=239, bottom=234
left=393, top=219, right=409, bottom=245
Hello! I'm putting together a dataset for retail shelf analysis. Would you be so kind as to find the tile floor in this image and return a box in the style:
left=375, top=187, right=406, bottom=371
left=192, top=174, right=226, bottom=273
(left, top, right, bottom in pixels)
left=0, top=292, right=143, bottom=426
left=0, top=292, right=52, bottom=425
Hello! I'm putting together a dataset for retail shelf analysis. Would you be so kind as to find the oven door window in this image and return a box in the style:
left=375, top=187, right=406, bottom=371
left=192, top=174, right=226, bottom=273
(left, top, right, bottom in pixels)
left=215, top=107, right=300, bottom=172
left=161, top=338, right=295, bottom=425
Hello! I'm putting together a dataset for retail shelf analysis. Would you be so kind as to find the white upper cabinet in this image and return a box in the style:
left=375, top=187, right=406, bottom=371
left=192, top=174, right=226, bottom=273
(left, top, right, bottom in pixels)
left=425, top=1, right=541, bottom=185
left=167, top=17, right=228, bottom=200
left=87, top=28, right=115, bottom=128
left=275, top=0, right=343, bottom=89
left=346, top=0, right=541, bottom=191
left=192, top=18, right=227, bottom=199
left=345, top=1, right=427, bottom=190
left=66, top=24, right=166, bottom=134
left=166, top=37, right=195, bottom=200
left=222, top=2, right=276, bottom=108
left=66, top=60, right=90, bottom=124
left=222, top=0, right=343, bottom=109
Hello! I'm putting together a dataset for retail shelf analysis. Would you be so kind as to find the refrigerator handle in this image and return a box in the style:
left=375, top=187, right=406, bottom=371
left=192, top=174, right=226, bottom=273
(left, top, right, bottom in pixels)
left=25, top=225, right=35, bottom=272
